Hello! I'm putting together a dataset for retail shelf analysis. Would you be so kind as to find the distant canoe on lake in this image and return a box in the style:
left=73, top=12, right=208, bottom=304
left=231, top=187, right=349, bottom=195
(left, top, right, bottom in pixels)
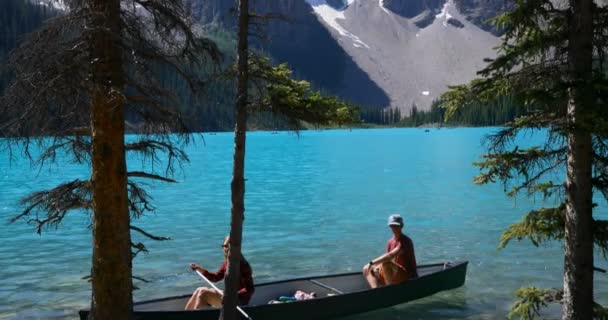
left=78, top=261, right=467, bottom=320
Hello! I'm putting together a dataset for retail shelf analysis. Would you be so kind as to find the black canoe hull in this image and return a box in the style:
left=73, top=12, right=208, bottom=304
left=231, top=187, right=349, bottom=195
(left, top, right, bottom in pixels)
left=79, top=261, right=467, bottom=320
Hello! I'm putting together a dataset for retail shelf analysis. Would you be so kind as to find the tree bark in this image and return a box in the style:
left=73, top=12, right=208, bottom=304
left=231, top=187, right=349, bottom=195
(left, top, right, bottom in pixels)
left=88, top=0, right=133, bottom=318
left=220, top=0, right=249, bottom=319
left=563, top=0, right=594, bottom=319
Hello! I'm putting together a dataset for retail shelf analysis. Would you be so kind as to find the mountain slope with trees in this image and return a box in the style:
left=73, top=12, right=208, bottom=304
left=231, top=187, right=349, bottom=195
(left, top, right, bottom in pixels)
left=196, top=0, right=501, bottom=113
left=0, top=0, right=53, bottom=91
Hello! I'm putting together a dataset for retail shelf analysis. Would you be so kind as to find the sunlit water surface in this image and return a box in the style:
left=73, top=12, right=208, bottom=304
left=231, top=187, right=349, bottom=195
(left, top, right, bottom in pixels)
left=1, top=128, right=606, bottom=319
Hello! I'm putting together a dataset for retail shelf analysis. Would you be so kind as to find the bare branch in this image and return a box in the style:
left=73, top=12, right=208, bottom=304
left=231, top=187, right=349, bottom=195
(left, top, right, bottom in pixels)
left=126, top=139, right=189, bottom=176
left=132, top=275, right=151, bottom=283
left=131, top=242, right=148, bottom=258
left=128, top=171, right=177, bottom=183
left=127, top=181, right=155, bottom=219
left=9, top=179, right=92, bottom=234
left=131, top=225, right=172, bottom=241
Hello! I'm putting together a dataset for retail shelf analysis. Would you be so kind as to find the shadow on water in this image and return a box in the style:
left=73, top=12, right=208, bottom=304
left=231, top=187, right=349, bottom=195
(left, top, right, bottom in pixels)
left=337, top=287, right=505, bottom=320
left=21, top=288, right=476, bottom=320
left=339, top=286, right=562, bottom=320
left=339, top=292, right=470, bottom=320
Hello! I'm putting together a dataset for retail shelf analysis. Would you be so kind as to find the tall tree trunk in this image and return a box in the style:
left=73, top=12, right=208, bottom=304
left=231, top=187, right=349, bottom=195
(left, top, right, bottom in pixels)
left=563, top=0, right=594, bottom=319
left=88, top=0, right=133, bottom=318
left=221, top=0, right=249, bottom=319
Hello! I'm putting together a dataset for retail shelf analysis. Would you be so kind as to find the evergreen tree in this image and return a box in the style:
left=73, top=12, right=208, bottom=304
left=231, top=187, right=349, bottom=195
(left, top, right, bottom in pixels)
left=1, top=0, right=221, bottom=318
left=222, top=0, right=249, bottom=318
left=221, top=3, right=357, bottom=318
left=0, top=0, right=53, bottom=93
left=397, top=97, right=526, bottom=128
left=87, top=0, right=133, bottom=317
left=410, top=103, right=419, bottom=126
left=441, top=0, right=608, bottom=318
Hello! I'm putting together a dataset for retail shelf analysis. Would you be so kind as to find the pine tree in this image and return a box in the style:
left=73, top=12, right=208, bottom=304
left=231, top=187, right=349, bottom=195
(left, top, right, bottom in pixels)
left=441, top=0, right=608, bottom=318
left=0, top=0, right=52, bottom=93
left=220, top=3, right=357, bottom=318
left=221, top=0, right=249, bottom=319
left=87, top=0, right=133, bottom=317
left=410, top=103, right=419, bottom=126
left=1, top=0, right=221, bottom=318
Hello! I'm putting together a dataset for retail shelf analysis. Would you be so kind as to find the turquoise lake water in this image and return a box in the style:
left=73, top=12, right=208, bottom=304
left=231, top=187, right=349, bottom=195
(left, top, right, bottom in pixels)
left=1, top=128, right=607, bottom=319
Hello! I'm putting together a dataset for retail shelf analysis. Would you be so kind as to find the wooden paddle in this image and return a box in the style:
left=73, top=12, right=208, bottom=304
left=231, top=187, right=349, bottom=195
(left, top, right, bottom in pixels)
left=195, top=270, right=253, bottom=320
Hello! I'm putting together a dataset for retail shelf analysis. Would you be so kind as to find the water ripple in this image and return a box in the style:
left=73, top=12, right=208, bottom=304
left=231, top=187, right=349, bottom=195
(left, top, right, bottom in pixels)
left=1, top=128, right=606, bottom=319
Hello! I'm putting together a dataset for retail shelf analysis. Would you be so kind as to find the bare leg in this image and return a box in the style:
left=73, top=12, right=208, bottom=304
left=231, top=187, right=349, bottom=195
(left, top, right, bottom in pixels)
left=363, top=264, right=383, bottom=288
left=192, top=288, right=223, bottom=310
left=185, top=287, right=204, bottom=310
left=381, top=262, right=396, bottom=285
left=185, top=297, right=196, bottom=310
left=381, top=262, right=408, bottom=285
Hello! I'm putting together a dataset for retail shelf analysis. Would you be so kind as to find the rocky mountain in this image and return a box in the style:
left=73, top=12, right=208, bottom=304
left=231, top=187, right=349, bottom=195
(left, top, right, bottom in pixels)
left=194, top=0, right=505, bottom=112
left=30, top=0, right=508, bottom=113
left=18, top=0, right=607, bottom=117
left=313, top=0, right=500, bottom=111
left=37, top=0, right=67, bottom=10
left=32, top=0, right=507, bottom=112
left=452, top=0, right=513, bottom=35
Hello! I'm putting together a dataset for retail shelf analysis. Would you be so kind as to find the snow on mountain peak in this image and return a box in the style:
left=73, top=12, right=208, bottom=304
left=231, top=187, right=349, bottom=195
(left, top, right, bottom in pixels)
left=378, top=0, right=390, bottom=14
left=304, top=0, right=370, bottom=49
left=38, top=0, right=67, bottom=11
left=436, top=1, right=454, bottom=27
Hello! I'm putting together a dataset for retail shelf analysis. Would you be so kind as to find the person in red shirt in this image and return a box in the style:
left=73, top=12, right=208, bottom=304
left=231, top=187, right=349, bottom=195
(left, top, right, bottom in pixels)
left=185, top=236, right=255, bottom=310
left=362, top=214, right=418, bottom=288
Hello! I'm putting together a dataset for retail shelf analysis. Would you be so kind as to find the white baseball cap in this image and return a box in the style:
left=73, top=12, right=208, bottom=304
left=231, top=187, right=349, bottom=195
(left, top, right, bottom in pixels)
left=387, top=214, right=404, bottom=227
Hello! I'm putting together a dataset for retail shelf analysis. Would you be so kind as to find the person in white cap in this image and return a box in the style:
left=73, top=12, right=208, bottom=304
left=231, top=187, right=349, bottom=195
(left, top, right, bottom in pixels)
left=362, top=214, right=418, bottom=288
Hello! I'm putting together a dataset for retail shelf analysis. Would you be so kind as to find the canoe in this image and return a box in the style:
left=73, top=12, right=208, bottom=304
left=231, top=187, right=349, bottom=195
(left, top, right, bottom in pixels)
left=79, top=261, right=467, bottom=320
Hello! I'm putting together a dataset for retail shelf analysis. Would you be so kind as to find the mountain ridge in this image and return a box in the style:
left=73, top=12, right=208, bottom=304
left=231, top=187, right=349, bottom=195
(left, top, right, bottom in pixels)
left=34, top=0, right=506, bottom=113
left=196, top=0, right=500, bottom=112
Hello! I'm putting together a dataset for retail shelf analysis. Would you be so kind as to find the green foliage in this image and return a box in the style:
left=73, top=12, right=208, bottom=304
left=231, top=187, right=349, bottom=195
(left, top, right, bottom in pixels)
left=595, top=303, right=608, bottom=320
left=440, top=0, right=576, bottom=120
left=508, top=288, right=608, bottom=320
left=135, top=28, right=359, bottom=131
left=248, top=55, right=358, bottom=129
left=0, top=9, right=352, bottom=133
left=508, top=287, right=562, bottom=320
left=593, top=219, right=608, bottom=258
left=398, top=97, right=527, bottom=127
left=360, top=106, right=401, bottom=125
left=499, top=205, right=608, bottom=258
left=440, top=0, right=608, bottom=248
left=399, top=102, right=442, bottom=127
left=499, top=205, right=565, bottom=249
left=474, top=146, right=566, bottom=197
left=440, top=0, right=608, bottom=317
